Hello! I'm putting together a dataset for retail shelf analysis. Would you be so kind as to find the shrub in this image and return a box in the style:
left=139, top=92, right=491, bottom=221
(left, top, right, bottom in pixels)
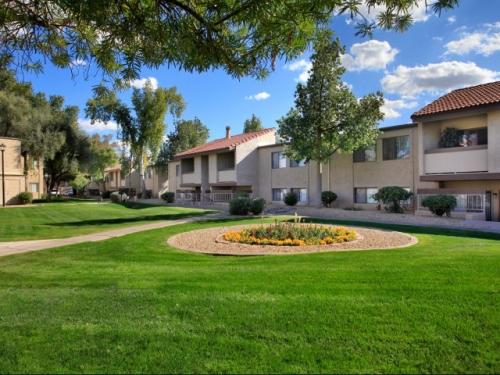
left=283, top=191, right=298, bottom=206
left=229, top=196, right=251, bottom=215
left=223, top=222, right=356, bottom=246
left=17, top=192, right=33, bottom=204
left=372, top=186, right=413, bottom=213
left=321, top=191, right=337, bottom=207
left=161, top=192, right=175, bottom=203
left=144, top=190, right=153, bottom=199
left=249, top=198, right=265, bottom=215
left=102, top=191, right=113, bottom=199
left=110, top=191, right=128, bottom=203
left=422, top=195, right=457, bottom=217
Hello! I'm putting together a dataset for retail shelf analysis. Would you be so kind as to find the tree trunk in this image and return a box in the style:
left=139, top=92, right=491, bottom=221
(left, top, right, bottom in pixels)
left=313, top=161, right=323, bottom=207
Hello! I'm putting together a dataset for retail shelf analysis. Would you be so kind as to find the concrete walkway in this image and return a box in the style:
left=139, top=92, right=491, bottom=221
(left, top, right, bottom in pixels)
left=0, top=214, right=222, bottom=258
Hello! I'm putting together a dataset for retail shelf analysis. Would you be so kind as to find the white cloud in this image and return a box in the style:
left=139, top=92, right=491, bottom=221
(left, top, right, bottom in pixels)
left=285, top=59, right=312, bottom=83
left=445, top=31, right=500, bottom=56
left=79, top=118, right=118, bottom=132
left=357, top=0, right=430, bottom=23
left=342, top=40, right=398, bottom=71
left=245, top=91, right=271, bottom=101
left=70, top=58, right=87, bottom=67
left=128, top=77, right=158, bottom=90
left=447, top=16, right=456, bottom=24
left=381, top=98, right=418, bottom=119
left=381, top=61, right=499, bottom=97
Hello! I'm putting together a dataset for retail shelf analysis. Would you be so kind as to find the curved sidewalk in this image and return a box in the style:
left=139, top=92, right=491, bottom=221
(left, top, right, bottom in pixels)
left=0, top=215, right=221, bottom=258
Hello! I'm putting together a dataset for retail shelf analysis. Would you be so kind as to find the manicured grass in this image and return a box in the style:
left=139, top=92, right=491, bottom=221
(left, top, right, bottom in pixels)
left=0, top=217, right=498, bottom=373
left=0, top=202, right=210, bottom=241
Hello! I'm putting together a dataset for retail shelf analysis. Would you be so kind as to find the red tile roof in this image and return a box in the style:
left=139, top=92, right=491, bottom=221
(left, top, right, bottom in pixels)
left=174, top=128, right=275, bottom=158
left=412, top=81, right=500, bottom=119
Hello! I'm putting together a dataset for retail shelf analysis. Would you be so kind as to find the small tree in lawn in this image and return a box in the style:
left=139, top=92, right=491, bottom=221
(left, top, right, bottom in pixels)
left=278, top=32, right=384, bottom=206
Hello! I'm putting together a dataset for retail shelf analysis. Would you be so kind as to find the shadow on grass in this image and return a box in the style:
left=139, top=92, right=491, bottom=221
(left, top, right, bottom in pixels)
left=49, top=212, right=210, bottom=227
left=192, top=215, right=500, bottom=241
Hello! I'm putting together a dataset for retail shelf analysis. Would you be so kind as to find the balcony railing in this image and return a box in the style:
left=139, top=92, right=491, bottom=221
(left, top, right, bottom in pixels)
left=175, top=191, right=237, bottom=203
left=417, top=193, right=485, bottom=213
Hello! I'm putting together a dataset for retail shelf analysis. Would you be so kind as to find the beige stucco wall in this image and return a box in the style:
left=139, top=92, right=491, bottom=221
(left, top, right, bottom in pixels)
left=235, top=130, right=276, bottom=190
left=487, top=109, right=500, bottom=172
left=0, top=138, right=25, bottom=204
left=25, top=157, right=45, bottom=199
left=168, top=161, right=181, bottom=192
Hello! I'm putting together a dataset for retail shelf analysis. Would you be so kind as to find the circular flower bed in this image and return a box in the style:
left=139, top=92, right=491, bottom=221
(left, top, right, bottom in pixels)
left=223, top=222, right=356, bottom=246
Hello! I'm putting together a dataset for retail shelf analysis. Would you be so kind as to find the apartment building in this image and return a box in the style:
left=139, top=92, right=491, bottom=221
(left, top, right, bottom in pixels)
left=412, top=81, right=500, bottom=221
left=168, top=127, right=276, bottom=201
left=167, top=81, right=500, bottom=221
left=257, top=123, right=419, bottom=209
left=0, top=137, right=45, bottom=205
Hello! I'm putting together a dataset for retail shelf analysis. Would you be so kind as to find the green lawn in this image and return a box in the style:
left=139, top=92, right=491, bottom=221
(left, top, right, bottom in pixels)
left=0, top=217, right=498, bottom=373
left=0, top=202, right=210, bottom=241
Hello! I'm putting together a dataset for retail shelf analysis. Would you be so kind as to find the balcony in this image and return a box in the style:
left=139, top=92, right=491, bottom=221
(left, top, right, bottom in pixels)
left=217, top=169, right=236, bottom=182
left=424, top=145, right=487, bottom=174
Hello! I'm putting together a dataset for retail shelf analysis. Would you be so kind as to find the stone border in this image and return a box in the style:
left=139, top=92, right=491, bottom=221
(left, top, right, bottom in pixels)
left=167, top=224, right=418, bottom=256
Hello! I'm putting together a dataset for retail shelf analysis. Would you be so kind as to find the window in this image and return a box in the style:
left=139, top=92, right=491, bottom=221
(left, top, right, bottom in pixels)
left=29, top=183, right=39, bottom=193
left=354, top=188, right=378, bottom=204
left=383, top=136, right=410, bottom=160
left=175, top=164, right=180, bottom=176
left=217, top=151, right=235, bottom=170
left=272, top=188, right=287, bottom=201
left=31, top=159, right=39, bottom=169
left=181, top=158, right=195, bottom=173
left=271, top=152, right=287, bottom=169
left=291, top=188, right=308, bottom=202
left=290, top=159, right=306, bottom=168
left=353, top=145, right=376, bottom=162
left=457, top=127, right=487, bottom=147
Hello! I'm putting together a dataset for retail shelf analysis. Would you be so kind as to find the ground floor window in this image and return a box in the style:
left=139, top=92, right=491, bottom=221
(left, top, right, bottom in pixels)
left=29, top=183, right=39, bottom=193
left=354, top=187, right=378, bottom=204
left=291, top=188, right=308, bottom=202
left=272, top=188, right=287, bottom=201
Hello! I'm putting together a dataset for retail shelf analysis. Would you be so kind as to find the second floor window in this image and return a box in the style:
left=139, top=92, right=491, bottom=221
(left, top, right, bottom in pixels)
left=383, top=135, right=410, bottom=160
left=181, top=158, right=195, bottom=173
left=217, top=151, right=235, bottom=171
left=353, top=145, right=377, bottom=162
left=290, top=159, right=306, bottom=168
left=271, top=152, right=287, bottom=169
left=457, top=127, right=487, bottom=147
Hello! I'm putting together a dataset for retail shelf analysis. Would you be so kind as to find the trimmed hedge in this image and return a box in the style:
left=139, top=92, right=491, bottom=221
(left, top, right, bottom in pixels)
left=283, top=192, right=298, bottom=206
left=17, top=192, right=33, bottom=205
left=422, top=195, right=457, bottom=217
left=372, top=186, right=413, bottom=213
left=229, top=196, right=266, bottom=215
left=321, top=191, right=337, bottom=207
left=161, top=192, right=175, bottom=203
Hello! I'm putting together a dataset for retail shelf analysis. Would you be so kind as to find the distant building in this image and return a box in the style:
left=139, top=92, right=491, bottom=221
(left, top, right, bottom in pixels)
left=0, top=137, right=45, bottom=204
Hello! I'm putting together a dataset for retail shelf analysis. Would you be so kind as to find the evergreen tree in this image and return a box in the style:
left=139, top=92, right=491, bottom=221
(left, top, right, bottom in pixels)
left=278, top=32, right=384, bottom=206
left=243, top=114, right=263, bottom=133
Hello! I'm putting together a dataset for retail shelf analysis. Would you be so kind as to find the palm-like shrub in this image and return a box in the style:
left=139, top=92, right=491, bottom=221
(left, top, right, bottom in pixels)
left=372, top=186, right=412, bottom=213
left=422, top=195, right=457, bottom=217
left=321, top=191, right=337, bottom=207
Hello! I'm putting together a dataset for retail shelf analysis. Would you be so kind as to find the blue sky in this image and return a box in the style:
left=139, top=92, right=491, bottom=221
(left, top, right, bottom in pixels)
left=20, top=0, right=500, bottom=141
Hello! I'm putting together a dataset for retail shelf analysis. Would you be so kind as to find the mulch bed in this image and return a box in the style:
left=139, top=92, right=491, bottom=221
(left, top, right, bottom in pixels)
left=167, top=224, right=418, bottom=256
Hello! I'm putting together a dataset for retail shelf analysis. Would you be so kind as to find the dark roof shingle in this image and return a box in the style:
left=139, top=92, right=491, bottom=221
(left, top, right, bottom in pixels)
left=175, top=128, right=275, bottom=158
left=412, top=80, right=500, bottom=119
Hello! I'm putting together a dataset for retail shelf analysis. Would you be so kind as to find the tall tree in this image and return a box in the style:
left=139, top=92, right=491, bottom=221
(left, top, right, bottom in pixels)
left=157, top=118, right=210, bottom=166
left=0, top=1, right=458, bottom=81
left=88, top=134, right=118, bottom=191
left=86, top=81, right=184, bottom=193
left=277, top=32, right=384, bottom=206
left=243, top=114, right=263, bottom=133
left=43, top=97, right=92, bottom=194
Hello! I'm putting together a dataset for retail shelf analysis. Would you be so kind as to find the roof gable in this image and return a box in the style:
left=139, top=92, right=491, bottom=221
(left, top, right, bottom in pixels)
left=412, top=81, right=500, bottom=119
left=174, top=128, right=275, bottom=158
